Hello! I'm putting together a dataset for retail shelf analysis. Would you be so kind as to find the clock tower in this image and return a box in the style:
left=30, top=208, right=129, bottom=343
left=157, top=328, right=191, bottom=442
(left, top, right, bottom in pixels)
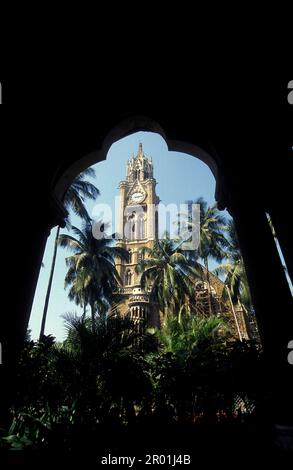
left=115, top=143, right=160, bottom=329
left=113, top=143, right=253, bottom=340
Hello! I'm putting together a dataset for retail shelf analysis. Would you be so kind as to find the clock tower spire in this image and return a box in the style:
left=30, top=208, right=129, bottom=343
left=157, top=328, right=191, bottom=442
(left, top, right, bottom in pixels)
left=115, top=144, right=160, bottom=329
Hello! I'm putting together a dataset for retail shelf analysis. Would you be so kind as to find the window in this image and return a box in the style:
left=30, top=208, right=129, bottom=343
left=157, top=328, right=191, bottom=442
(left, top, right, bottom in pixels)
left=126, top=270, right=132, bottom=285
left=138, top=250, right=145, bottom=262
left=137, top=214, right=145, bottom=240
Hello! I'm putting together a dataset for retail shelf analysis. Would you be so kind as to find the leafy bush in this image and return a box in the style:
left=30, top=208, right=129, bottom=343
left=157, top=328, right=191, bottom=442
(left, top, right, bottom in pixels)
left=1, top=313, right=265, bottom=452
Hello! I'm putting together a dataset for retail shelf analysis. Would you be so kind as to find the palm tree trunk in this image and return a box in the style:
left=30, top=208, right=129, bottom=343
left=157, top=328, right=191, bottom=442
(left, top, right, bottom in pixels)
left=225, top=286, right=242, bottom=341
left=205, top=258, right=212, bottom=316
left=239, top=300, right=251, bottom=339
left=164, top=304, right=169, bottom=320
left=82, top=303, right=87, bottom=321
left=90, top=302, right=96, bottom=333
left=39, top=226, right=60, bottom=340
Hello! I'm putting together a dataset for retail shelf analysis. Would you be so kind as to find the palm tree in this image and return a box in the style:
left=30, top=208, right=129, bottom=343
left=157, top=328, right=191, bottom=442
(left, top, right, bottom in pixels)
left=150, top=307, right=228, bottom=422
left=213, top=220, right=253, bottom=315
left=58, top=221, right=128, bottom=331
left=55, top=312, right=150, bottom=425
left=157, top=306, right=226, bottom=357
left=191, top=198, right=228, bottom=316
left=64, top=265, right=112, bottom=321
left=63, top=265, right=90, bottom=320
left=39, top=168, right=100, bottom=339
left=136, top=235, right=202, bottom=316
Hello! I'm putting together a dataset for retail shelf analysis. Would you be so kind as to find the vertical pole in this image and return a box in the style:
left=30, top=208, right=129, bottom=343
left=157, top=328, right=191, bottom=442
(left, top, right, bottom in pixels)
left=225, top=285, right=242, bottom=341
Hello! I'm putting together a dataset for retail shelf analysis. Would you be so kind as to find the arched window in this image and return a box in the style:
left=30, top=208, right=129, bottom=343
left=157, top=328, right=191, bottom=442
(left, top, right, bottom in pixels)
left=131, top=222, right=136, bottom=240
left=128, top=249, right=133, bottom=264
left=138, top=249, right=145, bottom=262
left=126, top=270, right=132, bottom=285
left=137, top=215, right=145, bottom=240
left=126, top=212, right=136, bottom=240
left=155, top=211, right=159, bottom=238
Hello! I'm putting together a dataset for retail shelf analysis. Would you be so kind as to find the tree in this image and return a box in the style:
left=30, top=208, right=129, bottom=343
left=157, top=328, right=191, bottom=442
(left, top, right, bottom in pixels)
left=58, top=221, right=128, bottom=331
left=156, top=305, right=226, bottom=357
left=147, top=307, right=228, bottom=423
left=56, top=312, right=151, bottom=426
left=191, top=198, right=228, bottom=315
left=136, top=235, right=202, bottom=316
left=39, top=168, right=100, bottom=339
left=213, top=220, right=253, bottom=315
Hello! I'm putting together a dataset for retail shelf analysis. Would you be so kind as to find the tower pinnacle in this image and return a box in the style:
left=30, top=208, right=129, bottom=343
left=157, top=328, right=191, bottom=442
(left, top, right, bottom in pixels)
left=138, top=142, right=143, bottom=157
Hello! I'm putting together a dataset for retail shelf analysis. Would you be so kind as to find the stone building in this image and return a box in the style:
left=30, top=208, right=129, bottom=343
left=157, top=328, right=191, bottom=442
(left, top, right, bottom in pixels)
left=115, top=143, right=253, bottom=340
left=115, top=143, right=160, bottom=331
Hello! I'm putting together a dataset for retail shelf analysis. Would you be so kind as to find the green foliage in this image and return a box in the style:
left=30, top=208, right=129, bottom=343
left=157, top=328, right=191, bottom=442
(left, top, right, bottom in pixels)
left=156, top=308, right=227, bottom=358
left=64, top=167, right=100, bottom=225
left=213, top=220, right=253, bottom=314
left=14, top=193, right=262, bottom=453
left=58, top=221, right=128, bottom=328
left=192, top=197, right=228, bottom=264
left=1, top=312, right=265, bottom=452
left=136, top=236, right=202, bottom=314
left=40, top=168, right=100, bottom=338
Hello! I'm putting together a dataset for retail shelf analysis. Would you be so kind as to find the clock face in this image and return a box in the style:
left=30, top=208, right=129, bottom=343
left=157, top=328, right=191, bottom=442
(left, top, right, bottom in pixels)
left=131, top=191, right=144, bottom=203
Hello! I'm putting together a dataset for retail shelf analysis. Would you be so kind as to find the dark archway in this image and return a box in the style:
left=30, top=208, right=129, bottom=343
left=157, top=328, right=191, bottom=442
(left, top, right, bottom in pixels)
left=52, top=115, right=223, bottom=209
left=1, top=108, right=292, bottom=444
left=38, top=116, right=292, bottom=354
left=47, top=117, right=293, bottom=433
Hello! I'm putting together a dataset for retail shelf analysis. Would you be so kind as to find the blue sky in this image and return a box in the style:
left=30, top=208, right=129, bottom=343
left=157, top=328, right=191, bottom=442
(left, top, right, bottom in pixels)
left=29, top=131, right=230, bottom=341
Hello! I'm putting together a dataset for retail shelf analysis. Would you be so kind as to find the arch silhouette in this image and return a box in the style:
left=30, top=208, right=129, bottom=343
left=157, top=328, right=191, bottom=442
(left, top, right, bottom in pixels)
left=52, top=115, right=225, bottom=223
